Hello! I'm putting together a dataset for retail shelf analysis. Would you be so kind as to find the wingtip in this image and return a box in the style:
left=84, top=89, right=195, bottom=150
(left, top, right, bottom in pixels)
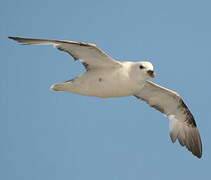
left=195, top=153, right=202, bottom=159
left=8, top=36, right=31, bottom=45
left=192, top=148, right=202, bottom=159
left=8, top=36, right=15, bottom=40
left=169, top=132, right=177, bottom=143
left=8, top=36, right=21, bottom=42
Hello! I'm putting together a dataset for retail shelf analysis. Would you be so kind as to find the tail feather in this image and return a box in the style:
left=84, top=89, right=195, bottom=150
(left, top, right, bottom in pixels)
left=50, top=84, right=66, bottom=91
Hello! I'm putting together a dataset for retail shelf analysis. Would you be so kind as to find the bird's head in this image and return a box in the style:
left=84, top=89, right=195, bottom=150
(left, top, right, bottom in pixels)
left=134, top=61, right=156, bottom=79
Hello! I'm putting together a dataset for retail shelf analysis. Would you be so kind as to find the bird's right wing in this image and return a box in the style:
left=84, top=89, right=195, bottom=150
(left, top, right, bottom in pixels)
left=134, top=80, right=202, bottom=158
left=9, top=36, right=121, bottom=71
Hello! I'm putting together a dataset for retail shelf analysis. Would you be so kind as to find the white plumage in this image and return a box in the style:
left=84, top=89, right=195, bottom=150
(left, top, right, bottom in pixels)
left=9, top=36, right=202, bottom=158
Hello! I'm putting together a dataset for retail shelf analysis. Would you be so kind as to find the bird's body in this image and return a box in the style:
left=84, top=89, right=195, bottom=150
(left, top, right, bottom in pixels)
left=52, top=62, right=146, bottom=98
left=9, top=36, right=202, bottom=158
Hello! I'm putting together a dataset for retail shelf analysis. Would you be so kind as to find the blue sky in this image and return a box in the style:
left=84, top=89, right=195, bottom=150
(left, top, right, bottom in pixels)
left=1, top=0, right=211, bottom=179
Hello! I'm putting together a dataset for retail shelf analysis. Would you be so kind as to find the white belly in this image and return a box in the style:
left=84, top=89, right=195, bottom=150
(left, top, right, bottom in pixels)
left=61, top=70, right=144, bottom=98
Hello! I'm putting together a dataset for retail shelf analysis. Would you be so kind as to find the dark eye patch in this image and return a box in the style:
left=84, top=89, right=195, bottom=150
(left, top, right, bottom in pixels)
left=139, top=65, right=145, bottom=69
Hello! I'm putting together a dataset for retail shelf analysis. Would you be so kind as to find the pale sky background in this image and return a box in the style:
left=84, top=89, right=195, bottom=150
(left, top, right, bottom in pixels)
left=1, top=0, right=211, bottom=179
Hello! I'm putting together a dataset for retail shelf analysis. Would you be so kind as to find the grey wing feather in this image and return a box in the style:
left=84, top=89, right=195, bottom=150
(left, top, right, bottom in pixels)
left=8, top=36, right=121, bottom=70
left=134, top=80, right=202, bottom=158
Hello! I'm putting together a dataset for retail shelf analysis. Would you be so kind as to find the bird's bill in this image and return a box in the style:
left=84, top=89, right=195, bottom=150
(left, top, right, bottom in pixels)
left=150, top=72, right=156, bottom=78
left=148, top=71, right=156, bottom=78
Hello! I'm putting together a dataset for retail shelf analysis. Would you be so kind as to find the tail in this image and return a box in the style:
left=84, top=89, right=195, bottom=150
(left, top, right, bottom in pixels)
left=50, top=83, right=67, bottom=91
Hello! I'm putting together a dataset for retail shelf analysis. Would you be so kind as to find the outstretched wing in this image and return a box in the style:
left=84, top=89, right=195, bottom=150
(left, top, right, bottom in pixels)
left=8, top=36, right=121, bottom=70
left=134, top=81, right=202, bottom=158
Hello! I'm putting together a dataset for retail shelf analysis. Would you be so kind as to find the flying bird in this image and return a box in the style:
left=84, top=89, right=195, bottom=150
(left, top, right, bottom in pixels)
left=9, top=36, right=202, bottom=158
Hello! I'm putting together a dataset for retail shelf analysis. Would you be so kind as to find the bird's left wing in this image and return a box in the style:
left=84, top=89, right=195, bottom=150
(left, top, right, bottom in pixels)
left=8, top=37, right=121, bottom=70
left=134, top=81, right=202, bottom=158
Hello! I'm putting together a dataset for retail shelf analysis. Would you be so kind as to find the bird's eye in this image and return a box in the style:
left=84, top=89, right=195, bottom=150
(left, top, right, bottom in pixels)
left=139, top=65, right=144, bottom=69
